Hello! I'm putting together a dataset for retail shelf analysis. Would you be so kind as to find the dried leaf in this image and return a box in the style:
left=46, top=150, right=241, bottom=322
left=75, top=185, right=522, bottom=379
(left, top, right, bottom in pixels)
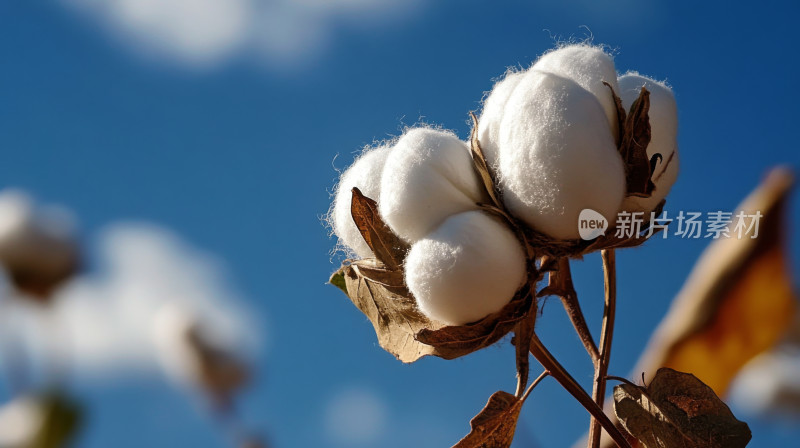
left=187, top=324, right=250, bottom=410
left=453, top=391, right=526, bottom=448
left=415, top=285, right=535, bottom=361
left=621, top=87, right=655, bottom=197
left=634, top=168, right=797, bottom=396
left=331, top=262, right=536, bottom=363
left=604, top=84, right=656, bottom=198
left=350, top=187, right=409, bottom=270
left=597, top=168, right=796, bottom=448
left=513, top=315, right=535, bottom=397
left=603, top=81, right=627, bottom=148
left=469, top=112, right=503, bottom=209
left=329, top=271, right=347, bottom=295
left=614, top=368, right=751, bottom=448
left=334, top=262, right=442, bottom=363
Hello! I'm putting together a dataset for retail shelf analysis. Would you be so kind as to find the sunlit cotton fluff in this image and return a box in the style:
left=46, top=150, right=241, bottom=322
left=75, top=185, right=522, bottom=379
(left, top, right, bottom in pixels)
left=617, top=72, right=680, bottom=213
left=532, top=44, right=620, bottom=137
left=478, top=70, right=525, bottom=170
left=405, top=211, right=526, bottom=326
left=379, top=128, right=488, bottom=243
left=331, top=145, right=390, bottom=258
left=495, top=71, right=625, bottom=240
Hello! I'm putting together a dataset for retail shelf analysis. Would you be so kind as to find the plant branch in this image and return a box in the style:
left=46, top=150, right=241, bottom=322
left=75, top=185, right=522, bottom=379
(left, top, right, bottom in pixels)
left=540, top=257, right=599, bottom=364
left=529, top=333, right=631, bottom=448
left=522, top=370, right=549, bottom=401
left=588, top=249, right=618, bottom=448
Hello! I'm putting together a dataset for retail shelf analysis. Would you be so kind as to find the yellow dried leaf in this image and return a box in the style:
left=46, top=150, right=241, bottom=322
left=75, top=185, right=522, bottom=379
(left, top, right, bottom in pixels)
left=635, top=167, right=796, bottom=396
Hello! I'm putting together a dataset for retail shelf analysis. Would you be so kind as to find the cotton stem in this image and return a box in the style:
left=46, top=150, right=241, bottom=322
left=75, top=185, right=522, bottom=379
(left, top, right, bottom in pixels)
left=588, top=249, right=617, bottom=448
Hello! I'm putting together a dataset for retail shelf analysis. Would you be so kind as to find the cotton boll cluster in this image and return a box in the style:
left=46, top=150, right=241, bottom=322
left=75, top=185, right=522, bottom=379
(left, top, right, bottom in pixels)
left=618, top=72, right=680, bottom=213
left=480, top=45, right=626, bottom=240
left=330, top=44, right=680, bottom=326
left=404, top=211, right=526, bottom=325
left=379, top=128, right=488, bottom=243
left=331, top=145, right=391, bottom=258
left=330, top=127, right=525, bottom=324
left=493, top=69, right=625, bottom=240
left=479, top=44, right=679, bottom=239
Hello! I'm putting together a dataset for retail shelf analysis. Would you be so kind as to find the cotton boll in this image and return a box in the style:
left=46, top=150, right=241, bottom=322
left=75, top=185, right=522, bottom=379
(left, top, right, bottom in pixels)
left=618, top=72, right=679, bottom=213
left=379, top=128, right=488, bottom=243
left=497, top=71, right=625, bottom=240
left=331, top=146, right=390, bottom=258
left=405, top=211, right=526, bottom=326
left=478, top=70, right=525, bottom=169
left=532, top=45, right=620, bottom=137
left=0, top=190, right=80, bottom=299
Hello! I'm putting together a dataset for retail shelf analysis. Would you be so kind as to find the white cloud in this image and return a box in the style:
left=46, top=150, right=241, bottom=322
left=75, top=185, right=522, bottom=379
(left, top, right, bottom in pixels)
left=323, top=387, right=388, bottom=445
left=0, top=223, right=259, bottom=384
left=60, top=0, right=423, bottom=69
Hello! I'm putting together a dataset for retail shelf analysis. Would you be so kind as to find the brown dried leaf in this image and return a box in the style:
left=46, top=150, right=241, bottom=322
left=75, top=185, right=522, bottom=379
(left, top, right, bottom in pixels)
left=620, top=87, right=655, bottom=197
left=330, top=261, right=538, bottom=363
left=333, top=262, right=442, bottom=363
left=350, top=187, right=409, bottom=270
left=415, top=285, right=535, bottom=360
left=513, top=316, right=535, bottom=397
left=603, top=81, right=627, bottom=148
left=452, top=391, right=525, bottom=448
left=614, top=367, right=751, bottom=448
left=469, top=112, right=503, bottom=209
left=605, top=83, right=656, bottom=199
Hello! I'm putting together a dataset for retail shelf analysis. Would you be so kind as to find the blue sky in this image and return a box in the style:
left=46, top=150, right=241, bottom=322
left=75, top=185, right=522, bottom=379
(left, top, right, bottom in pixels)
left=1, top=0, right=799, bottom=447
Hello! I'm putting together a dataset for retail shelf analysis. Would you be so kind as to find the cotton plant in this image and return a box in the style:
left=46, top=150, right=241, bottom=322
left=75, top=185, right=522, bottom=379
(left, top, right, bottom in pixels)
left=327, top=44, right=748, bottom=448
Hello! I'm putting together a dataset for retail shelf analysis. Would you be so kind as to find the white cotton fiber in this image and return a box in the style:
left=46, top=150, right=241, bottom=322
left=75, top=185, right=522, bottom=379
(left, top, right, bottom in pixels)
left=617, top=72, right=680, bottom=213
left=379, top=128, right=488, bottom=243
left=496, top=71, right=626, bottom=240
left=331, top=145, right=390, bottom=258
left=478, top=70, right=525, bottom=169
left=532, top=45, right=620, bottom=137
left=404, top=211, right=526, bottom=326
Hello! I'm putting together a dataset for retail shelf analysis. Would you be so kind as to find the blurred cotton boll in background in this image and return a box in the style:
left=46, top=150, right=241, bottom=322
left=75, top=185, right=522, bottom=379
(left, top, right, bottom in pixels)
left=0, top=222, right=260, bottom=392
left=60, top=0, right=424, bottom=70
left=0, top=190, right=80, bottom=301
left=153, top=303, right=251, bottom=411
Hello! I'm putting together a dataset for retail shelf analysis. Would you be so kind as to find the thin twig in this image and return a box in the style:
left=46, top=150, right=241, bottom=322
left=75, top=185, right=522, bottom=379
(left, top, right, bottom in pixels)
left=529, top=334, right=631, bottom=448
left=588, top=249, right=618, bottom=448
left=522, top=370, right=550, bottom=402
